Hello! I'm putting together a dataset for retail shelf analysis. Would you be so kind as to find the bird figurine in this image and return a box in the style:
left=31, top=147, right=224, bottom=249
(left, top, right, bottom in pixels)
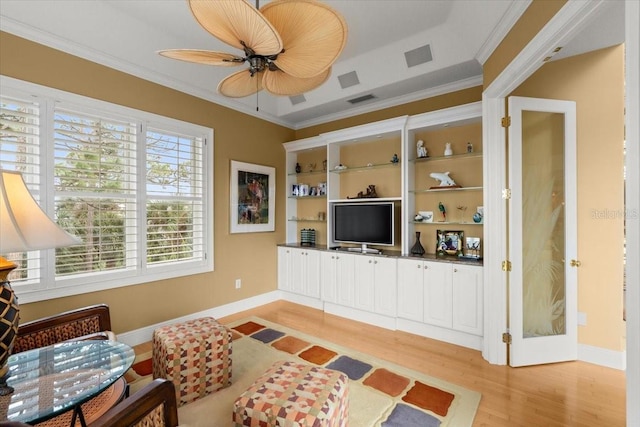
left=438, top=202, right=446, bottom=221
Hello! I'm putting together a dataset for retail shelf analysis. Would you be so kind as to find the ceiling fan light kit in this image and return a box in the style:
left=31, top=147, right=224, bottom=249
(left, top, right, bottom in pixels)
left=159, top=0, right=348, bottom=98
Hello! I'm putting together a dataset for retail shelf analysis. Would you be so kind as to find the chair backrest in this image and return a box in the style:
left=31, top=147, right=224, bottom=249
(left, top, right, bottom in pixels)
left=91, top=379, right=179, bottom=427
left=13, top=304, right=113, bottom=353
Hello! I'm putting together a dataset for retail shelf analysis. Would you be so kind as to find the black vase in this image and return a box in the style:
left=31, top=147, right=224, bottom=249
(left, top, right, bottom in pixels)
left=410, top=231, right=425, bottom=256
left=295, top=163, right=301, bottom=173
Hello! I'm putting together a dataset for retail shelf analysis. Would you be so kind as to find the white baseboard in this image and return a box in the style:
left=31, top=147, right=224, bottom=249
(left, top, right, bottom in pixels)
left=116, top=291, right=280, bottom=347
left=578, top=343, right=626, bottom=370
left=117, top=292, right=627, bottom=371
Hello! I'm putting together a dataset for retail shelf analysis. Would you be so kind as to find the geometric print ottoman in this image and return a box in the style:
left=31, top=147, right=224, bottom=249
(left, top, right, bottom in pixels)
left=233, top=360, right=349, bottom=427
left=152, top=317, right=232, bottom=406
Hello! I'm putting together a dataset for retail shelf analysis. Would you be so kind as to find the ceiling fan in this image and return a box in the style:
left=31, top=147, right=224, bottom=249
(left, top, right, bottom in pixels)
left=158, top=0, right=348, bottom=98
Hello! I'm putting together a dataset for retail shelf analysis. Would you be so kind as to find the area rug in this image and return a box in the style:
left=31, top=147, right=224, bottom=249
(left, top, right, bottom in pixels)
left=125, top=317, right=481, bottom=426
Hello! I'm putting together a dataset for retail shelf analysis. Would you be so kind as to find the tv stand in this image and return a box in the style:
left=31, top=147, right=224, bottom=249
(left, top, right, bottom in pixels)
left=346, top=244, right=381, bottom=254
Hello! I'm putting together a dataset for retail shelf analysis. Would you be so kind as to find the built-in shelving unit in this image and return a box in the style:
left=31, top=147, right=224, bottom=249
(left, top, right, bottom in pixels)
left=283, top=102, right=483, bottom=257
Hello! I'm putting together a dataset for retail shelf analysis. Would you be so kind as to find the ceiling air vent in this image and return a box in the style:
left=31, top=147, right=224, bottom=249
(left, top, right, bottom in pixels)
left=338, top=71, right=360, bottom=89
left=289, top=94, right=306, bottom=105
left=404, top=44, right=433, bottom=68
left=347, top=94, right=376, bottom=104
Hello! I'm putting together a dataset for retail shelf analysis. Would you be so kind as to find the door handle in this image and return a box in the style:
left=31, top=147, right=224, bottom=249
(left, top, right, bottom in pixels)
left=570, top=259, right=581, bottom=267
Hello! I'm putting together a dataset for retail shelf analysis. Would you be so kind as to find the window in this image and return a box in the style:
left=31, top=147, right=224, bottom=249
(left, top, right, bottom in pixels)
left=0, top=77, right=213, bottom=303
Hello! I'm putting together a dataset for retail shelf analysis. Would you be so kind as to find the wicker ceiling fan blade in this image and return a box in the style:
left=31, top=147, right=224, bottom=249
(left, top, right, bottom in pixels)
left=261, top=0, right=347, bottom=79
left=188, top=0, right=283, bottom=56
left=262, top=68, right=331, bottom=96
left=158, top=49, right=244, bottom=66
left=218, top=69, right=263, bottom=98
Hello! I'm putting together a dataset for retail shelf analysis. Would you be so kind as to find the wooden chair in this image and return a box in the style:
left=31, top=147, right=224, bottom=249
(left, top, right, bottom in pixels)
left=12, top=304, right=127, bottom=426
left=91, top=379, right=179, bottom=427
left=13, top=304, right=115, bottom=353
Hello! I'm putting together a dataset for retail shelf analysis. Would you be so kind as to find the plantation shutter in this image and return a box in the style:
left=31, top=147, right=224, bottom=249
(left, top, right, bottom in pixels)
left=53, top=107, right=138, bottom=276
left=146, top=128, right=205, bottom=265
left=0, top=94, right=43, bottom=283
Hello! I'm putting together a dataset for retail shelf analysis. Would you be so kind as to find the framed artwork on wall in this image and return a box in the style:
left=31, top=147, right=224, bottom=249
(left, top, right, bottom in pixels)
left=230, top=160, right=275, bottom=233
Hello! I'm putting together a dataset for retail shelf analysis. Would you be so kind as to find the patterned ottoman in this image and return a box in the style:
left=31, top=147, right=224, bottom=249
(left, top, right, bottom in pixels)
left=152, top=317, right=232, bottom=406
left=233, top=361, right=349, bottom=427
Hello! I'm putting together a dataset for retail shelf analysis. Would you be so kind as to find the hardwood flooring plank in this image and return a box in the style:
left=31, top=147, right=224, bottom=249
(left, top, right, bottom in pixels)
left=216, top=300, right=625, bottom=426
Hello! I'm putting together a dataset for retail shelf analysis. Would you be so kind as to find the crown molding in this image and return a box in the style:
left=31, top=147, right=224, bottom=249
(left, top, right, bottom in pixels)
left=476, top=0, right=531, bottom=65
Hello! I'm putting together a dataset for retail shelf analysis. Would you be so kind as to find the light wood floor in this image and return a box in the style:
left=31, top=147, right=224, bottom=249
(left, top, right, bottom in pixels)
left=214, top=300, right=625, bottom=427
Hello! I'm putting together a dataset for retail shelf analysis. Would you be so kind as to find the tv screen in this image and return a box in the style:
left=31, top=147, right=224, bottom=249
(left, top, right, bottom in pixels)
left=333, top=202, right=394, bottom=249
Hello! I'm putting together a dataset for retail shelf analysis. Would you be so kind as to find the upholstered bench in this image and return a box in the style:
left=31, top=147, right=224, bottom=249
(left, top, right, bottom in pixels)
left=233, top=360, right=349, bottom=427
left=152, top=317, right=232, bottom=406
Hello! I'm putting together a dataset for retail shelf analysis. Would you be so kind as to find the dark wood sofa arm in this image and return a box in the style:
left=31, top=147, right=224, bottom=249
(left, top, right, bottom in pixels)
left=13, top=304, right=115, bottom=353
left=91, top=379, right=179, bottom=427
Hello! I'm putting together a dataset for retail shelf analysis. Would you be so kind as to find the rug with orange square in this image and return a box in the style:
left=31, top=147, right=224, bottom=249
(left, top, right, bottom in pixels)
left=126, top=317, right=481, bottom=426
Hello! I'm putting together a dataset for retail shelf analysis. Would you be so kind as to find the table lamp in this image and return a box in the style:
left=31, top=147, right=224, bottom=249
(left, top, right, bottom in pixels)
left=0, top=170, right=81, bottom=397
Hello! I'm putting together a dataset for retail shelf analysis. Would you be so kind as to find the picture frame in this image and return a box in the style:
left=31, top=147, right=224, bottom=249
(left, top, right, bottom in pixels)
left=436, top=229, right=464, bottom=257
left=230, top=160, right=275, bottom=233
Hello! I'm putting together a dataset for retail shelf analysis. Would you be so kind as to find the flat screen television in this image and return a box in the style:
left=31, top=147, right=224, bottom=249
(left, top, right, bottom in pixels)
left=332, top=201, right=394, bottom=253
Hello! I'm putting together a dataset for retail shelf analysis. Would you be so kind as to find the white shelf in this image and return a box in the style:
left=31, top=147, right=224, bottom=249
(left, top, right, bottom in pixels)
left=330, top=162, right=400, bottom=174
left=410, top=187, right=482, bottom=193
left=329, top=197, right=402, bottom=203
left=411, top=152, right=482, bottom=163
left=412, top=221, right=483, bottom=225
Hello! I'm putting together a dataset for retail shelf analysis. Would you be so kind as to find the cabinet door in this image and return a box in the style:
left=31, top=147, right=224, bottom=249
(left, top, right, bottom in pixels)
left=354, top=255, right=376, bottom=312
left=336, top=253, right=356, bottom=307
left=423, top=261, right=453, bottom=328
left=277, top=247, right=293, bottom=292
left=320, top=251, right=338, bottom=303
left=374, top=256, right=397, bottom=317
left=304, top=250, right=321, bottom=298
left=290, top=248, right=306, bottom=295
left=452, top=264, right=483, bottom=335
left=397, top=258, right=424, bottom=321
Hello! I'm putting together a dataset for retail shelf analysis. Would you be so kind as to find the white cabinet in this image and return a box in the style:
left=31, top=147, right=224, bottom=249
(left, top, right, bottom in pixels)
left=452, top=263, right=483, bottom=335
left=397, top=258, right=483, bottom=336
left=353, top=256, right=397, bottom=317
left=320, top=251, right=355, bottom=304
left=278, top=247, right=320, bottom=299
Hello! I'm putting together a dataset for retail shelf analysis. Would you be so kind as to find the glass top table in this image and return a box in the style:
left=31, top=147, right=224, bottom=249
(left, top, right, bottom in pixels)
left=5, top=340, right=135, bottom=424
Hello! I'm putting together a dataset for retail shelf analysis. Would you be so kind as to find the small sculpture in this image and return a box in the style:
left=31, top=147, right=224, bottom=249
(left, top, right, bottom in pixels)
left=444, top=142, right=453, bottom=156
left=334, top=164, right=347, bottom=170
left=430, top=171, right=457, bottom=187
left=438, top=202, right=447, bottom=221
left=467, top=142, right=473, bottom=153
left=417, top=140, right=428, bottom=158
left=391, top=154, right=399, bottom=163
left=295, top=163, right=301, bottom=173
left=348, top=185, right=378, bottom=199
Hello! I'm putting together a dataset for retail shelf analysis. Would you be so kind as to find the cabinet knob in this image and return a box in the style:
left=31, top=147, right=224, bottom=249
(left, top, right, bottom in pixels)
left=369, top=260, right=372, bottom=264
left=374, top=260, right=378, bottom=264
left=454, top=268, right=458, bottom=272
left=331, top=256, right=335, bottom=259
left=417, top=265, right=421, bottom=269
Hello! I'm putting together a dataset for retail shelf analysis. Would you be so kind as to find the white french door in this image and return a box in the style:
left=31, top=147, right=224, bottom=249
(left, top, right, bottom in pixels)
left=508, top=96, right=578, bottom=367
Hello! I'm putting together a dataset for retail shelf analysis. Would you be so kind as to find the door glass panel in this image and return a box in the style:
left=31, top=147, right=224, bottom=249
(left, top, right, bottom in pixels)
left=522, top=111, right=566, bottom=338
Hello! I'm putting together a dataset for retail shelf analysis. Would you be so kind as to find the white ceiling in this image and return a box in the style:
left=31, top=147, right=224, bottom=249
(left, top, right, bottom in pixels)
left=0, top=0, right=625, bottom=130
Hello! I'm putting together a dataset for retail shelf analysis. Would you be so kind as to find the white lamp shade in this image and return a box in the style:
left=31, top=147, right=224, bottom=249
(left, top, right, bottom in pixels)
left=0, top=170, right=81, bottom=253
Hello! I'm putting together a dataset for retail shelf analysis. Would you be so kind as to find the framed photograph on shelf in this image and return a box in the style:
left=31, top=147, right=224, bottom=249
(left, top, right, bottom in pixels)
left=436, top=229, right=464, bottom=257
left=230, top=160, right=275, bottom=233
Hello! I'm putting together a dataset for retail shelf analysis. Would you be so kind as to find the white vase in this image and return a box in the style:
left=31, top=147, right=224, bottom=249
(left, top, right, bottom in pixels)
left=444, top=142, right=453, bottom=156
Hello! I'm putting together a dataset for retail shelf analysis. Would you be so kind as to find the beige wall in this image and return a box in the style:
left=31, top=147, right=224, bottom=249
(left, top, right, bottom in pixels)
left=0, top=32, right=295, bottom=334
left=483, top=0, right=566, bottom=88
left=511, top=45, right=626, bottom=351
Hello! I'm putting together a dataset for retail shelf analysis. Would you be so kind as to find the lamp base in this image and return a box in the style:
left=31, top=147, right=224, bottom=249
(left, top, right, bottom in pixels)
left=0, top=257, right=20, bottom=407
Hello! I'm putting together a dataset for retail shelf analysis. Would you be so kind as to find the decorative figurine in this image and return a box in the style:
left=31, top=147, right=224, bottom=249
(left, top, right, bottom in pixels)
left=348, top=185, right=378, bottom=199
left=307, top=163, right=316, bottom=172
left=438, top=202, right=447, bottom=221
left=295, top=162, right=301, bottom=173
left=334, top=164, right=347, bottom=170
left=467, top=142, right=473, bottom=153
left=444, top=142, right=453, bottom=156
left=391, top=153, right=399, bottom=163
left=430, top=171, right=457, bottom=187
left=322, top=159, right=327, bottom=171
left=417, top=140, right=428, bottom=158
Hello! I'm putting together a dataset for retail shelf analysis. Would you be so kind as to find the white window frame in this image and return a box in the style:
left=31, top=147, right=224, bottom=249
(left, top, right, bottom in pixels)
left=0, top=76, right=214, bottom=304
